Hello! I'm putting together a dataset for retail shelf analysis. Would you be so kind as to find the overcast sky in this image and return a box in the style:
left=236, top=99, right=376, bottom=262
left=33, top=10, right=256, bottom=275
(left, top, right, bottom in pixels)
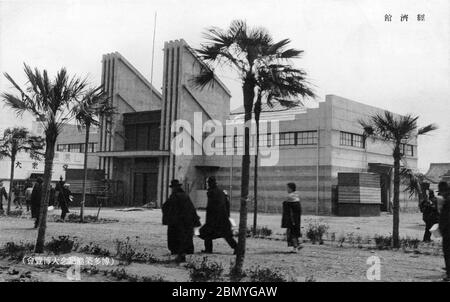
left=0, top=0, right=448, bottom=171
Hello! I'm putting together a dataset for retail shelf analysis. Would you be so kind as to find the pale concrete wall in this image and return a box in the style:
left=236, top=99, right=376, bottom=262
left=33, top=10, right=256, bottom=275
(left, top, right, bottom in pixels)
left=159, top=40, right=231, bottom=204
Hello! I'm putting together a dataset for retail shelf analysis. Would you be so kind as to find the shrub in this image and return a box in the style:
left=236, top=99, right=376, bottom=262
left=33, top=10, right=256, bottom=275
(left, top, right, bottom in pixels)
left=247, top=266, right=287, bottom=282
left=247, top=226, right=273, bottom=237
left=305, top=222, right=329, bottom=244
left=45, top=236, right=79, bottom=255
left=401, top=237, right=421, bottom=250
left=141, top=275, right=167, bottom=282
left=78, top=242, right=111, bottom=257
left=374, top=235, right=392, bottom=250
left=337, top=234, right=346, bottom=247
left=49, top=213, right=118, bottom=224
left=107, top=268, right=138, bottom=281
left=186, top=257, right=224, bottom=282
left=8, top=209, right=24, bottom=217
left=114, top=237, right=138, bottom=263
left=0, top=242, right=34, bottom=260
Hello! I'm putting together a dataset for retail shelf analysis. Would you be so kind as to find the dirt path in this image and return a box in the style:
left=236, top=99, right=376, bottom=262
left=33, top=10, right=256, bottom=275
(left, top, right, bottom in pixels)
left=0, top=208, right=446, bottom=282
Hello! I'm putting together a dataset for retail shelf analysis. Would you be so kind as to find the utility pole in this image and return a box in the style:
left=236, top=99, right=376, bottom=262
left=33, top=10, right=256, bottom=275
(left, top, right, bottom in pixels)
left=150, top=11, right=157, bottom=107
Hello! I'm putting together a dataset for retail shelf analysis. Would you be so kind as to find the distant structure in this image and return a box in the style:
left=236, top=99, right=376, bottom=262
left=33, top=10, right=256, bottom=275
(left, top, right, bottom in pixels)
left=425, top=163, right=450, bottom=184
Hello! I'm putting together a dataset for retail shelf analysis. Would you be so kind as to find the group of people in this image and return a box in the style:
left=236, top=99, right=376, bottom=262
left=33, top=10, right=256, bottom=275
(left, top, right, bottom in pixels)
left=161, top=177, right=301, bottom=262
left=162, top=177, right=237, bottom=263
left=0, top=177, right=73, bottom=227
left=161, top=176, right=450, bottom=282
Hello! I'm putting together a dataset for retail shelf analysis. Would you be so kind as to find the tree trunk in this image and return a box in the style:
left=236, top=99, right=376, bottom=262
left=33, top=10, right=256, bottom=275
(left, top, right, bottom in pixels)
left=80, top=125, right=90, bottom=222
left=7, top=155, right=16, bottom=215
left=253, top=98, right=261, bottom=235
left=235, top=79, right=255, bottom=274
left=34, top=137, right=56, bottom=253
left=392, top=146, right=401, bottom=249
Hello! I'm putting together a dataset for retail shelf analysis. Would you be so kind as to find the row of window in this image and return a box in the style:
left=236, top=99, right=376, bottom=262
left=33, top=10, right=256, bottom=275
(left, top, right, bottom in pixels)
left=340, top=131, right=365, bottom=148
left=56, top=143, right=98, bottom=153
left=214, top=131, right=319, bottom=149
left=339, top=131, right=415, bottom=156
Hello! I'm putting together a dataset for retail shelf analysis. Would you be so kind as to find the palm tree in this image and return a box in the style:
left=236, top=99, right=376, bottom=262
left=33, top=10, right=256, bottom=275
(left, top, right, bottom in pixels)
left=0, top=127, right=44, bottom=214
left=74, top=86, right=114, bottom=222
left=252, top=65, right=315, bottom=233
left=360, top=112, right=436, bottom=248
left=192, top=20, right=304, bottom=273
left=2, top=64, right=87, bottom=253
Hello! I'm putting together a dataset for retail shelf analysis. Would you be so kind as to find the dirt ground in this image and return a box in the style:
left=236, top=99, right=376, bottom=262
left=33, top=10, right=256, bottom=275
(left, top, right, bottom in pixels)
left=0, top=207, right=447, bottom=282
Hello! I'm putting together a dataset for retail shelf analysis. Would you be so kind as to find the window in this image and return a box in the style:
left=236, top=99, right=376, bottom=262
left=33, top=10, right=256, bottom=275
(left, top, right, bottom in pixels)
left=57, top=144, right=69, bottom=152
left=401, top=144, right=414, bottom=157
left=297, top=131, right=318, bottom=145
left=270, top=133, right=279, bottom=146
left=69, top=143, right=82, bottom=153
left=224, top=136, right=233, bottom=150
left=279, top=132, right=296, bottom=146
left=340, top=131, right=365, bottom=148
left=234, top=135, right=243, bottom=149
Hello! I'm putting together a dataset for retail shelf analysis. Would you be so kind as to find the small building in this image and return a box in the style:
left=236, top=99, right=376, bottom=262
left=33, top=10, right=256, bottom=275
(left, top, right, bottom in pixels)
left=425, top=163, right=450, bottom=190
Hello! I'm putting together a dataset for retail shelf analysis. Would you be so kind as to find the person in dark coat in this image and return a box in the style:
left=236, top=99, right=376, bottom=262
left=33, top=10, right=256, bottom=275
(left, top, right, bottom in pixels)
left=281, top=182, right=302, bottom=252
left=48, top=185, right=56, bottom=207
left=162, top=179, right=201, bottom=263
left=420, top=190, right=439, bottom=242
left=438, top=181, right=450, bottom=281
left=31, top=177, right=43, bottom=228
left=199, top=177, right=237, bottom=254
left=58, top=183, right=71, bottom=220
left=0, top=181, right=8, bottom=214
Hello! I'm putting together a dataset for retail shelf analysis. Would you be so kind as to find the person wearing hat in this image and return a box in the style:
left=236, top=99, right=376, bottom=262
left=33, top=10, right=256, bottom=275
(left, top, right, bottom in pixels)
left=199, top=176, right=237, bottom=254
left=438, top=181, right=450, bottom=281
left=31, top=177, right=43, bottom=228
left=162, top=179, right=201, bottom=263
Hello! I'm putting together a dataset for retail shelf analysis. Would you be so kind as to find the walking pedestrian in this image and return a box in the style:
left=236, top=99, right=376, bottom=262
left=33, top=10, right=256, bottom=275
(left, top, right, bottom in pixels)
left=199, top=176, right=237, bottom=254
left=25, top=182, right=33, bottom=212
left=282, top=182, right=302, bottom=252
left=162, top=179, right=201, bottom=263
left=31, top=178, right=43, bottom=228
left=58, top=183, right=72, bottom=221
left=438, top=181, right=450, bottom=281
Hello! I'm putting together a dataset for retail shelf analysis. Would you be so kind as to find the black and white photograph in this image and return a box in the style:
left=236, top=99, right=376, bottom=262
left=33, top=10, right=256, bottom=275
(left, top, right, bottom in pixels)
left=0, top=0, right=449, bottom=291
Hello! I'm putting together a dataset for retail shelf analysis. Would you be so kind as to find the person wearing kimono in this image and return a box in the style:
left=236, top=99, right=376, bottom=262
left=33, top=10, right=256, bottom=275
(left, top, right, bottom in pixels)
left=281, top=182, right=302, bottom=252
left=162, top=179, right=201, bottom=263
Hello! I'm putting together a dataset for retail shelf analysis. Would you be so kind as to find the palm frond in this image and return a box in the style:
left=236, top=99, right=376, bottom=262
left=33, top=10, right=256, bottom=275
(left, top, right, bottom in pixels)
left=418, top=123, right=438, bottom=135
left=190, top=66, right=216, bottom=89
